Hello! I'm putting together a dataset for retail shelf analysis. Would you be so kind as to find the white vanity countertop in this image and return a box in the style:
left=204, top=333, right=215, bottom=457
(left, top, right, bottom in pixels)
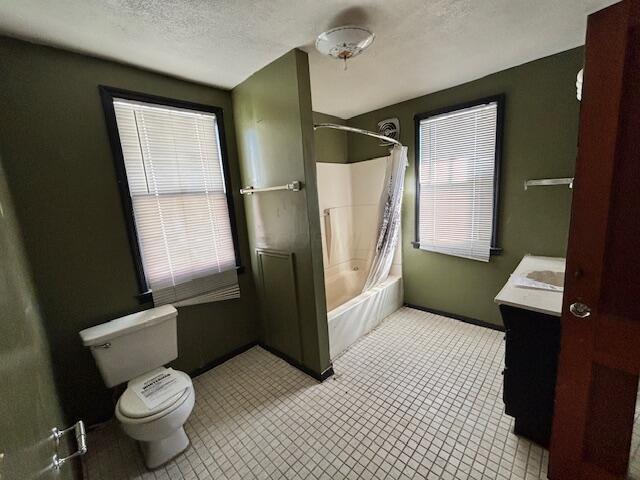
left=494, top=255, right=566, bottom=317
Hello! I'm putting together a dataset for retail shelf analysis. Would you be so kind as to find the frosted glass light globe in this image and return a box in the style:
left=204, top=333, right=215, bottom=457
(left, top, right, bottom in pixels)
left=315, top=26, right=375, bottom=61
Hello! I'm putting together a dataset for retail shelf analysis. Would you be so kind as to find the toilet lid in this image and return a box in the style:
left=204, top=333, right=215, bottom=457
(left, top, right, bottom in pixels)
left=118, top=369, right=193, bottom=419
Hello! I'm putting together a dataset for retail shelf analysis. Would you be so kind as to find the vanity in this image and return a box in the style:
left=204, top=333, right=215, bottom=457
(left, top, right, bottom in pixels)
left=495, top=255, right=565, bottom=447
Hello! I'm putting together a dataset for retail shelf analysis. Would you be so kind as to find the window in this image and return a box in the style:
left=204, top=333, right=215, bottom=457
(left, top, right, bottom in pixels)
left=100, top=87, right=241, bottom=306
left=414, top=96, right=503, bottom=262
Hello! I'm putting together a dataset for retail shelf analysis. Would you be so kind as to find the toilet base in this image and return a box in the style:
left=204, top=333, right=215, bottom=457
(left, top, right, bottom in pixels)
left=140, top=426, right=190, bottom=469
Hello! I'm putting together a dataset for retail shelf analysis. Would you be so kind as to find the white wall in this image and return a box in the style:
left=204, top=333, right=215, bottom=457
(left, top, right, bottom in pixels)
left=316, top=157, right=401, bottom=277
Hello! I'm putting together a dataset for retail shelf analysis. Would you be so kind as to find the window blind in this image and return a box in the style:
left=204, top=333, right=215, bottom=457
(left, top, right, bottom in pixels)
left=113, top=98, right=239, bottom=305
left=417, top=101, right=498, bottom=262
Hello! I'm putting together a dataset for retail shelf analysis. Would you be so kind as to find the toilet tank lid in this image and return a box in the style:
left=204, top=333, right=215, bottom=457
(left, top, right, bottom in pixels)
left=79, top=305, right=177, bottom=347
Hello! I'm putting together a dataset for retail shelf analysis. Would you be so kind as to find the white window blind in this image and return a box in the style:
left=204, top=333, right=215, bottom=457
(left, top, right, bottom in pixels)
left=113, top=98, right=239, bottom=306
left=417, top=101, right=498, bottom=262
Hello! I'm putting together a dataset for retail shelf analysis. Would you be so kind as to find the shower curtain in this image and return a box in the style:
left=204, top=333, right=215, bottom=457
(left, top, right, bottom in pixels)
left=362, top=145, right=408, bottom=292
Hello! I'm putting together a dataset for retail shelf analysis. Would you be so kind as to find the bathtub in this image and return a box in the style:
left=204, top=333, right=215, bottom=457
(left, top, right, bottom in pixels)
left=326, top=268, right=403, bottom=359
left=325, top=268, right=367, bottom=311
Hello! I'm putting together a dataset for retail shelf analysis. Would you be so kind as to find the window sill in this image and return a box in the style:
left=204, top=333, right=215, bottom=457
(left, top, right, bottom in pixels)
left=411, top=241, right=502, bottom=257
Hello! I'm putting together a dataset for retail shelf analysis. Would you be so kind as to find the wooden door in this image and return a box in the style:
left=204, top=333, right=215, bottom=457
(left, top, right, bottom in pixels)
left=549, top=1, right=640, bottom=479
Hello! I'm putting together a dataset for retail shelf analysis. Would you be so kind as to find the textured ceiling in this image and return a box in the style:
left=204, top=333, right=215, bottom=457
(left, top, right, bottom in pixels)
left=0, top=0, right=616, bottom=118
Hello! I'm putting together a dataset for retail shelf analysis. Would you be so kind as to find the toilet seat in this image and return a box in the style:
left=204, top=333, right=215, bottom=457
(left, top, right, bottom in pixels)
left=115, top=375, right=196, bottom=467
left=117, top=369, right=193, bottom=422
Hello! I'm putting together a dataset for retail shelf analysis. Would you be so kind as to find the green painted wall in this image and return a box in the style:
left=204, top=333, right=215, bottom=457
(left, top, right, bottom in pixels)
left=0, top=36, right=260, bottom=424
left=233, top=50, right=330, bottom=376
left=347, top=48, right=583, bottom=326
left=0, top=158, right=76, bottom=480
left=313, top=112, right=348, bottom=163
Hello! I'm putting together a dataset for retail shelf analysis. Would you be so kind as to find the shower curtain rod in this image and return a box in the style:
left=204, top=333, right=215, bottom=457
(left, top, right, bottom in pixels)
left=313, top=123, right=403, bottom=147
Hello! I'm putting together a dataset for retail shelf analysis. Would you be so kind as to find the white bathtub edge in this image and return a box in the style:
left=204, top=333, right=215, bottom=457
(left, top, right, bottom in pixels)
left=328, top=276, right=403, bottom=360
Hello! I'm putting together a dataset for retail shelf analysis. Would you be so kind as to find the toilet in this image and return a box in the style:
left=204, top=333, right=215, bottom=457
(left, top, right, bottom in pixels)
left=80, top=305, right=194, bottom=469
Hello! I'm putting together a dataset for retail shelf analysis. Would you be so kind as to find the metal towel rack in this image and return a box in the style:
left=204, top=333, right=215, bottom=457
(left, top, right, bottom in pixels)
left=52, top=420, right=87, bottom=470
left=524, top=177, right=574, bottom=190
left=240, top=180, right=301, bottom=195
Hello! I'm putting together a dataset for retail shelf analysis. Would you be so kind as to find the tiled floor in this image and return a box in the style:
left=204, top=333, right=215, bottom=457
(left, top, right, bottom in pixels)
left=84, top=307, right=561, bottom=479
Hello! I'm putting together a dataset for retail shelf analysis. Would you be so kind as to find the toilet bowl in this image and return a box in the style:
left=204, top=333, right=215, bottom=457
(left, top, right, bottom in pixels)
left=80, top=305, right=195, bottom=469
left=116, top=369, right=195, bottom=468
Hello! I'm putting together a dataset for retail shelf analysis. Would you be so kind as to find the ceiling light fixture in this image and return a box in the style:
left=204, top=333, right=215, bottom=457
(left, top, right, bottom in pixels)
left=315, top=26, right=375, bottom=70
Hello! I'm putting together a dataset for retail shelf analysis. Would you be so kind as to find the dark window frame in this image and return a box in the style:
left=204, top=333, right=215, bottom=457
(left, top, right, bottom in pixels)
left=413, top=94, right=505, bottom=256
left=99, top=85, right=243, bottom=303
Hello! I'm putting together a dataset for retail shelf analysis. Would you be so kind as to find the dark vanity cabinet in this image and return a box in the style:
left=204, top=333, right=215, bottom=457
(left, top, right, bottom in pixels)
left=500, top=304, right=561, bottom=447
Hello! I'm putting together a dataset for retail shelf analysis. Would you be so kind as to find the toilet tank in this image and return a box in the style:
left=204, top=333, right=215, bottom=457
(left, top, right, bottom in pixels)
left=79, top=305, right=178, bottom=387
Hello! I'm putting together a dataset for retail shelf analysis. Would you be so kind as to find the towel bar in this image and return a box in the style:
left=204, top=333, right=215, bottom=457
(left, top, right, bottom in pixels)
left=524, top=178, right=574, bottom=190
left=240, top=181, right=301, bottom=195
left=52, top=420, right=87, bottom=470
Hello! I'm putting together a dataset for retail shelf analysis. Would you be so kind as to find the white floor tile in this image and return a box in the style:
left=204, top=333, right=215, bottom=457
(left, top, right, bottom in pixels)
left=82, top=307, right=638, bottom=479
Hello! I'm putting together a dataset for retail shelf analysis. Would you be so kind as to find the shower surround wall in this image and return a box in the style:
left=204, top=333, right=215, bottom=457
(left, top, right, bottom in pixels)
left=317, top=158, right=401, bottom=307
left=317, top=158, right=403, bottom=358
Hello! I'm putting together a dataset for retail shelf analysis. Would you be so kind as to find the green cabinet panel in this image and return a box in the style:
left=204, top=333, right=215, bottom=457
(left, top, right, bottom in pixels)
left=256, top=249, right=302, bottom=362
